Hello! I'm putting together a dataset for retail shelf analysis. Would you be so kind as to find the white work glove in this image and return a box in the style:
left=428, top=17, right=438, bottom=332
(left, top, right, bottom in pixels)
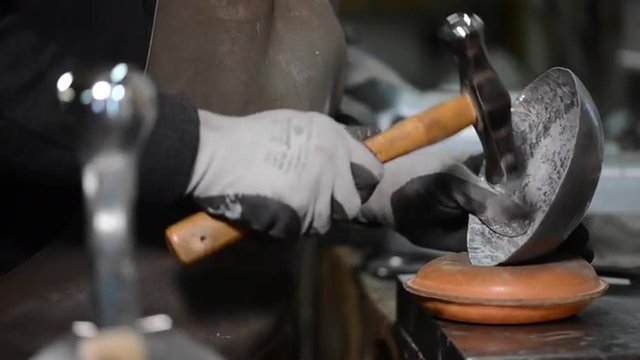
left=187, top=109, right=384, bottom=239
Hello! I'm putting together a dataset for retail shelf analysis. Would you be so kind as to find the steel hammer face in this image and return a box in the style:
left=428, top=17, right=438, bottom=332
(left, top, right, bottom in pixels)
left=440, top=13, right=523, bottom=186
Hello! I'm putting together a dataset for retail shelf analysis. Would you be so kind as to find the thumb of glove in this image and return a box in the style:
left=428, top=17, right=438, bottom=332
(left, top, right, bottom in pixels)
left=443, top=163, right=532, bottom=227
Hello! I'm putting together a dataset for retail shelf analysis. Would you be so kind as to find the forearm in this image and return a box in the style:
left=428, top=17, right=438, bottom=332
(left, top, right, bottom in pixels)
left=139, top=93, right=199, bottom=204
left=0, top=10, right=199, bottom=204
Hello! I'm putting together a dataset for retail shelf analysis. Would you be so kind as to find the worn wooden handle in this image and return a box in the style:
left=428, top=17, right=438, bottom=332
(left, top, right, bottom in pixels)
left=166, top=212, right=244, bottom=265
left=77, top=327, right=147, bottom=360
left=166, top=94, right=477, bottom=265
left=364, top=93, right=476, bottom=162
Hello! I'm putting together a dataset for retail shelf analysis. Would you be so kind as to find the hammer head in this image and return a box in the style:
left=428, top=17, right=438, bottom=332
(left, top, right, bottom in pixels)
left=440, top=13, right=523, bottom=186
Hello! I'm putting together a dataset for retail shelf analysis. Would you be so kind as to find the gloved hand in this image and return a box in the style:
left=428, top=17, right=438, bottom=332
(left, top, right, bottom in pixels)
left=357, top=130, right=502, bottom=251
left=186, top=109, right=384, bottom=240
left=357, top=130, right=593, bottom=262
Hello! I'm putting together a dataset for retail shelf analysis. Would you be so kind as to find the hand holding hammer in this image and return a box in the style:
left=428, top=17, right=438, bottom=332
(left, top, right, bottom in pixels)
left=166, top=13, right=523, bottom=266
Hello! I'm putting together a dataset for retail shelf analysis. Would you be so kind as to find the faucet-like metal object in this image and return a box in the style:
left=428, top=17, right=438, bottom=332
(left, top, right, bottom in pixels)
left=162, top=12, right=534, bottom=266
left=31, top=65, right=224, bottom=359
left=57, top=63, right=155, bottom=327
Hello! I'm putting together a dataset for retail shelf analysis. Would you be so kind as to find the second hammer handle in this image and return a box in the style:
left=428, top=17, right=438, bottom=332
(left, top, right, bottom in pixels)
left=166, top=94, right=477, bottom=265
left=365, top=93, right=476, bottom=162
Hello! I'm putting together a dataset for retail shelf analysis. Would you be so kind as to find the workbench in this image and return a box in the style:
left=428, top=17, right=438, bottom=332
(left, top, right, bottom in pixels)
left=358, top=270, right=640, bottom=360
left=0, top=237, right=301, bottom=359
left=3, top=229, right=640, bottom=360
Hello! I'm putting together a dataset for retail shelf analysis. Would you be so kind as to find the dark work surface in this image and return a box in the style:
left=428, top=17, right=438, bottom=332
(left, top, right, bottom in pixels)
left=397, top=277, right=640, bottom=360
left=0, top=234, right=300, bottom=360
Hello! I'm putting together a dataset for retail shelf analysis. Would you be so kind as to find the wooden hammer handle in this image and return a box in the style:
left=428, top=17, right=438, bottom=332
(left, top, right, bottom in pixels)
left=166, top=94, right=476, bottom=265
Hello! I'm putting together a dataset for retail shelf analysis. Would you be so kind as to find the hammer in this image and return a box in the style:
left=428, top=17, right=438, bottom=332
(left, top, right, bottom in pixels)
left=165, top=13, right=522, bottom=266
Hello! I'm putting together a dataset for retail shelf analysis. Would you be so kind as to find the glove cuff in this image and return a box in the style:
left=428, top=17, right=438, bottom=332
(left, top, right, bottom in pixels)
left=185, top=109, right=230, bottom=195
left=138, top=93, right=200, bottom=204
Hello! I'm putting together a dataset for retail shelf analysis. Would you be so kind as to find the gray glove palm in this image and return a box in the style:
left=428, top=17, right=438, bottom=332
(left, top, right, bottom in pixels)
left=187, top=109, right=383, bottom=239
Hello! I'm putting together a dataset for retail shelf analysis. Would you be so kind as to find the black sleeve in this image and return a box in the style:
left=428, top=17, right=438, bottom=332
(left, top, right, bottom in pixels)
left=0, top=6, right=199, bottom=205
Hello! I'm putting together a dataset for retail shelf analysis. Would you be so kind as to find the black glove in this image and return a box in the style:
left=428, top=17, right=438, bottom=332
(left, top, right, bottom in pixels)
left=357, top=131, right=593, bottom=262
left=555, top=223, right=594, bottom=263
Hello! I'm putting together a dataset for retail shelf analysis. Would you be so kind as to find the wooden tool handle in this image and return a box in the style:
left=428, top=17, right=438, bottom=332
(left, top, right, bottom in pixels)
left=77, top=327, right=147, bottom=360
left=363, top=94, right=476, bottom=162
left=166, top=212, right=244, bottom=265
left=166, top=94, right=476, bottom=265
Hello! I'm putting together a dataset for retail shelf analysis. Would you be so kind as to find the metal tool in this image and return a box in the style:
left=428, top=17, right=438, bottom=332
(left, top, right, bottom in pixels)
left=30, top=65, right=223, bottom=359
left=467, top=67, right=604, bottom=266
left=440, top=13, right=523, bottom=186
left=164, top=12, right=531, bottom=266
left=59, top=63, right=154, bottom=328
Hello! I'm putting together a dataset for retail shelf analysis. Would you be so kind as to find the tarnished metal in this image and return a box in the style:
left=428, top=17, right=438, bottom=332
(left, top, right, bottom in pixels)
left=467, top=68, right=604, bottom=266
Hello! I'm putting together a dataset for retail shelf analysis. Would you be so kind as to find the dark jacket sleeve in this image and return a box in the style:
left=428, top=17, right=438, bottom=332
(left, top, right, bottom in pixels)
left=0, top=6, right=199, bottom=205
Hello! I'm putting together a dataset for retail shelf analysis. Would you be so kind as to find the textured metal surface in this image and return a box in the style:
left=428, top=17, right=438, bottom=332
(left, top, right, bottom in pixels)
left=467, top=68, right=604, bottom=266
left=589, top=152, right=640, bottom=214
left=439, top=14, right=534, bottom=240
left=397, top=277, right=640, bottom=359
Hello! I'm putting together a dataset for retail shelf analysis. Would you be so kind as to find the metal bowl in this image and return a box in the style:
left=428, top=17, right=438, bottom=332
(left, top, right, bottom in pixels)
left=467, top=68, right=604, bottom=266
